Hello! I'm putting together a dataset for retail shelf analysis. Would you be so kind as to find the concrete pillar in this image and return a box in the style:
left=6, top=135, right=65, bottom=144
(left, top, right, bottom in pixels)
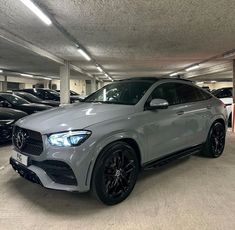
left=2, top=76, right=7, bottom=92
left=100, top=81, right=104, bottom=88
left=44, top=80, right=49, bottom=89
left=232, top=60, right=235, bottom=132
left=60, top=61, right=70, bottom=104
left=91, top=79, right=96, bottom=93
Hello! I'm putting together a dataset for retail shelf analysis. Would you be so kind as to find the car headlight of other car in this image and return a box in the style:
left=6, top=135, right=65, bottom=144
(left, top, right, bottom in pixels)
left=0, top=120, right=14, bottom=125
left=48, top=130, right=91, bottom=147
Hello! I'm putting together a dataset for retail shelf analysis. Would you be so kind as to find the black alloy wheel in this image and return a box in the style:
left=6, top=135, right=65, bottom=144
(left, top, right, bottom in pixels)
left=202, top=122, right=226, bottom=158
left=92, top=141, right=139, bottom=205
left=210, top=123, right=226, bottom=157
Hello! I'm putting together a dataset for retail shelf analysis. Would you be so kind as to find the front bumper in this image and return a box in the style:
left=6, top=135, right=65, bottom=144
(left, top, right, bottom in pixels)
left=10, top=157, right=79, bottom=192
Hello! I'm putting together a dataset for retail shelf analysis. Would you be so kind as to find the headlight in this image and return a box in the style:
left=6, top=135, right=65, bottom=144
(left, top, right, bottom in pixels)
left=48, top=130, right=91, bottom=147
left=0, top=120, right=14, bottom=125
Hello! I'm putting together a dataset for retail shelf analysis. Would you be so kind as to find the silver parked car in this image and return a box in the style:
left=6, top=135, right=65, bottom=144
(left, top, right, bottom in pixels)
left=10, top=78, right=227, bottom=205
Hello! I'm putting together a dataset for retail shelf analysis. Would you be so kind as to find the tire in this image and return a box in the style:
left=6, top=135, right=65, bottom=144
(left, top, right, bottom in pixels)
left=91, top=141, right=139, bottom=205
left=201, top=122, right=226, bottom=158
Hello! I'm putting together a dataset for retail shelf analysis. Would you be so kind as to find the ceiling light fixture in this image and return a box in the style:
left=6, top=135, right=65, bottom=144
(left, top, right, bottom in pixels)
left=104, top=73, right=113, bottom=81
left=186, top=65, right=199, bottom=72
left=44, top=77, right=52, bottom=80
left=211, top=80, right=217, bottom=83
left=196, top=81, right=204, bottom=84
left=0, top=69, right=3, bottom=73
left=169, top=73, right=178, bottom=77
left=19, top=0, right=52, bottom=25
left=20, top=73, right=33, bottom=77
left=96, top=66, right=103, bottom=72
left=77, top=48, right=91, bottom=61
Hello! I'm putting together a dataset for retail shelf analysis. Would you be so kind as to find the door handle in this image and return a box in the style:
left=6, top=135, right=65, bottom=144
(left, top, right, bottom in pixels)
left=177, top=110, right=184, bottom=115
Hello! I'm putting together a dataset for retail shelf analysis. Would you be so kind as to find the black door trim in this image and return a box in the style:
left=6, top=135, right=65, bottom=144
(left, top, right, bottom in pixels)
left=143, top=144, right=203, bottom=170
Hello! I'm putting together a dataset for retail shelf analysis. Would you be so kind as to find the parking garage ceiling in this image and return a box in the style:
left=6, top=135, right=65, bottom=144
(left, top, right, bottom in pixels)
left=1, top=0, right=235, bottom=81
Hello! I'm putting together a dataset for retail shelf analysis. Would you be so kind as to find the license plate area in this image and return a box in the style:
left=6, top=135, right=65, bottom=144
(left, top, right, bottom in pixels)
left=12, top=151, right=28, bottom=167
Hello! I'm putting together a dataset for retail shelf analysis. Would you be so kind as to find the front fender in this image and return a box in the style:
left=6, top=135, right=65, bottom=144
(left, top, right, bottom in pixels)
left=85, top=130, right=145, bottom=190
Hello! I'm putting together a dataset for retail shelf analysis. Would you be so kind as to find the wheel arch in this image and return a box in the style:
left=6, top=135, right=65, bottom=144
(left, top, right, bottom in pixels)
left=213, top=118, right=226, bottom=129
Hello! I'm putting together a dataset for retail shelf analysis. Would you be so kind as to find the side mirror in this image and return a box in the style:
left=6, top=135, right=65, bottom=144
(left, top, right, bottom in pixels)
left=147, top=99, right=169, bottom=110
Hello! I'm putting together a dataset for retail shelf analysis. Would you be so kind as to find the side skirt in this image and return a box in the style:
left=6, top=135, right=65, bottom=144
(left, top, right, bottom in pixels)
left=143, top=144, right=203, bottom=171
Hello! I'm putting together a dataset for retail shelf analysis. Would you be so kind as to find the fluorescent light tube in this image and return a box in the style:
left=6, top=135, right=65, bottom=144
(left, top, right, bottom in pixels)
left=170, top=73, right=178, bottom=77
left=0, top=70, right=3, bottom=73
left=20, top=73, right=33, bottom=77
left=77, top=48, right=91, bottom=61
left=44, top=77, right=52, bottom=80
left=186, top=65, right=199, bottom=72
left=211, top=81, right=217, bottom=83
left=96, top=66, right=103, bottom=72
left=20, top=0, right=52, bottom=25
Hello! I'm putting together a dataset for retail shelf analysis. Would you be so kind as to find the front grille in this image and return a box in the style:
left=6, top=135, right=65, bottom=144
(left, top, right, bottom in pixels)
left=0, top=125, right=13, bottom=142
left=13, top=126, right=43, bottom=155
left=32, top=160, right=77, bottom=186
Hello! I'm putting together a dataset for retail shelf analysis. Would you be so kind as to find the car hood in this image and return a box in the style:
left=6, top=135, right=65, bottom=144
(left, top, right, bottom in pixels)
left=41, top=100, right=60, bottom=107
left=19, top=103, right=52, bottom=110
left=16, top=102, right=135, bottom=134
left=0, top=108, right=27, bottom=120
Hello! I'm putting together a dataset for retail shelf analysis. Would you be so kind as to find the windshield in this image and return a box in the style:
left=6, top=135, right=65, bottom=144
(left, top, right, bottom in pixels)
left=15, top=92, right=41, bottom=103
left=212, top=88, right=232, bottom=98
left=1, top=94, right=29, bottom=105
left=84, top=81, right=153, bottom=105
left=70, top=90, right=79, bottom=96
left=46, top=89, right=60, bottom=96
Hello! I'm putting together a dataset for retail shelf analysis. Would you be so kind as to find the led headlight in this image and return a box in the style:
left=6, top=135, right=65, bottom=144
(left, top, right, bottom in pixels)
left=0, top=120, right=14, bottom=125
left=48, top=130, right=91, bottom=147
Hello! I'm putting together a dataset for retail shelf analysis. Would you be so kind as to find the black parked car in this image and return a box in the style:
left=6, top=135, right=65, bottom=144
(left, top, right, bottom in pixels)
left=0, top=107, right=27, bottom=143
left=12, top=91, right=60, bottom=107
left=19, top=88, right=80, bottom=103
left=56, top=89, right=83, bottom=102
left=19, top=88, right=60, bottom=101
left=0, top=93, right=52, bottom=115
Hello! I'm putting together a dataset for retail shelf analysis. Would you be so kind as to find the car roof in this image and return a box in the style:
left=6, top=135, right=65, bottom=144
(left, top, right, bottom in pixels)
left=116, top=77, right=192, bottom=83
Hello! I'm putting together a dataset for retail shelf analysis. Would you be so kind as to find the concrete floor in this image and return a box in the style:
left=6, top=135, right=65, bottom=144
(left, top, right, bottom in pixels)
left=0, top=132, right=235, bottom=230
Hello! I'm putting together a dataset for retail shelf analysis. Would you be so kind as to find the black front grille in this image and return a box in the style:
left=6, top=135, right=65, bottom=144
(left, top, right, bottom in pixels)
left=32, top=160, right=77, bottom=186
left=13, top=126, right=43, bottom=155
left=0, top=125, right=13, bottom=142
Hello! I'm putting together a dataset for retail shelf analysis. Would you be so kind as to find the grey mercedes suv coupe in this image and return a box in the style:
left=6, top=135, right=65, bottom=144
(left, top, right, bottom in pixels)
left=10, top=78, right=227, bottom=205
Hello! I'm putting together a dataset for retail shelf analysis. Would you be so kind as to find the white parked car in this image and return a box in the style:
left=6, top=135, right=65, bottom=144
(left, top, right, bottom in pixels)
left=212, top=87, right=233, bottom=127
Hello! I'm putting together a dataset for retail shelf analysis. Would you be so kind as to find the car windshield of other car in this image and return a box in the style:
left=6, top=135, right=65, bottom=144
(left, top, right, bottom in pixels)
left=212, top=88, right=232, bottom=98
left=15, top=92, right=41, bottom=103
left=1, top=94, right=29, bottom=105
left=84, top=81, right=153, bottom=105
left=70, top=90, right=80, bottom=96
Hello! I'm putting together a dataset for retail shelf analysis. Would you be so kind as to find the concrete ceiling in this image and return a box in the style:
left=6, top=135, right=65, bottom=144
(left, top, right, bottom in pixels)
left=1, top=0, right=235, bottom=81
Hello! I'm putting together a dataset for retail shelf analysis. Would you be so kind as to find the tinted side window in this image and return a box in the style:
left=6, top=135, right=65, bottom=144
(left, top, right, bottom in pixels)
left=149, top=83, right=180, bottom=106
left=176, top=83, right=204, bottom=103
left=200, top=89, right=212, bottom=100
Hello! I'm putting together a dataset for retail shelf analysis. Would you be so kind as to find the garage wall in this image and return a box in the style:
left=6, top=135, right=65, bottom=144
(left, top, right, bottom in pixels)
left=0, top=75, right=43, bottom=91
